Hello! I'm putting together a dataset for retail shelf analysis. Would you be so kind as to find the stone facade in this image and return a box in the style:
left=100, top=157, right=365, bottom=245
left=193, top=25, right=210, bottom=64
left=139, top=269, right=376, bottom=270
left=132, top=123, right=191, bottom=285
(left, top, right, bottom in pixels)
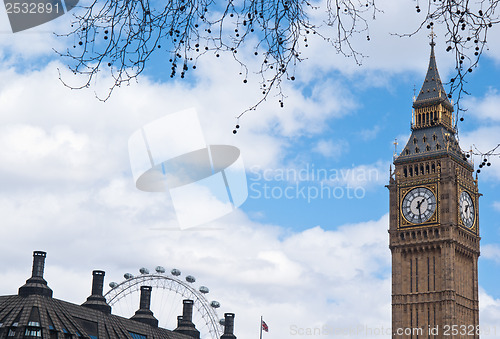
left=388, top=41, right=480, bottom=339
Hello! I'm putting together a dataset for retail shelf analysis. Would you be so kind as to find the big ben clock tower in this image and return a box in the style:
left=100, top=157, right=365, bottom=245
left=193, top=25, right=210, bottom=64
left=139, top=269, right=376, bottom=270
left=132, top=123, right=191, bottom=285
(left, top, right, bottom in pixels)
left=388, top=36, right=480, bottom=338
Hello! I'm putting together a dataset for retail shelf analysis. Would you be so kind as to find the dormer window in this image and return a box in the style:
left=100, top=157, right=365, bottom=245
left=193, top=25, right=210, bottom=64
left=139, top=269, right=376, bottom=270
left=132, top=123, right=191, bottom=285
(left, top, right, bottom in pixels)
left=423, top=135, right=427, bottom=143
left=426, top=145, right=431, bottom=151
left=433, top=134, right=437, bottom=141
left=415, top=147, right=420, bottom=153
left=436, top=143, right=441, bottom=150
left=413, top=137, right=418, bottom=144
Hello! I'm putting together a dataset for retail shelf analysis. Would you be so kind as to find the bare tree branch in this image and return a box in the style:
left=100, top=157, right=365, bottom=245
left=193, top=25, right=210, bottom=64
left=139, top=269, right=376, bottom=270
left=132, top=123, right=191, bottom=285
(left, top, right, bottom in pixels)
left=56, top=0, right=500, bottom=153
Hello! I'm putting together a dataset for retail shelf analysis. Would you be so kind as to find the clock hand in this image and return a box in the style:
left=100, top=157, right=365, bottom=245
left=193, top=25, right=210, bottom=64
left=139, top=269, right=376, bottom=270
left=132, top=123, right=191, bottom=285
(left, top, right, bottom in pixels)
left=417, top=199, right=423, bottom=220
left=416, top=199, right=423, bottom=209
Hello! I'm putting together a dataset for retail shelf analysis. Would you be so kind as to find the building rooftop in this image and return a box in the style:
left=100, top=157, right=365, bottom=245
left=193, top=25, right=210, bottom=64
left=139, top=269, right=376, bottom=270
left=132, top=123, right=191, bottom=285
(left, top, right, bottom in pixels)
left=0, top=251, right=237, bottom=339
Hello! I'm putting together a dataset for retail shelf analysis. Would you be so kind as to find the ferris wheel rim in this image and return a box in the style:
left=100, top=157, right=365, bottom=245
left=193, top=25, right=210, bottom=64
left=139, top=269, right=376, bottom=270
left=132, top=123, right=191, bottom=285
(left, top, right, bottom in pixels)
left=103, top=272, right=223, bottom=339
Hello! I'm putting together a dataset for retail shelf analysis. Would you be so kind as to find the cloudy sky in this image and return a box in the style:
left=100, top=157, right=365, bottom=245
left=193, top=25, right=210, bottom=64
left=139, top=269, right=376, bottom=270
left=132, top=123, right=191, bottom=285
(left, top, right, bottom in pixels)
left=1, top=1, right=500, bottom=338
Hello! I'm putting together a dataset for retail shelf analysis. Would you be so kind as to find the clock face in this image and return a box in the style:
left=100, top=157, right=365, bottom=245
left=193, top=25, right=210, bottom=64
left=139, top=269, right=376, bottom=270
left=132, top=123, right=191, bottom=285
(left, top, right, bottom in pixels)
left=460, top=191, right=475, bottom=228
left=402, top=187, right=437, bottom=224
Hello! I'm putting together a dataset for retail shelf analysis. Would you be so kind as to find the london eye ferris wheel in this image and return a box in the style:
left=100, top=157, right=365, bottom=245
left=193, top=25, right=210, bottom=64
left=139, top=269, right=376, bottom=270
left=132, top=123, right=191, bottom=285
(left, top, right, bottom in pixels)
left=104, top=266, right=224, bottom=339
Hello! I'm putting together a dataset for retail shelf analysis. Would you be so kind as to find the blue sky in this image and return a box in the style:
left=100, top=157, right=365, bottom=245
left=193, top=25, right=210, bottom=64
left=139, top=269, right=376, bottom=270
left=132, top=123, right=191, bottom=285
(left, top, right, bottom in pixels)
left=1, top=1, right=500, bottom=338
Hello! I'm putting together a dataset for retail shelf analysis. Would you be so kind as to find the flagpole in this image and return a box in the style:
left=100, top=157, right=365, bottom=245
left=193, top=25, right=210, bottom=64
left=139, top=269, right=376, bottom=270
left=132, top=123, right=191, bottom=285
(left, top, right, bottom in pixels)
left=260, top=316, right=263, bottom=339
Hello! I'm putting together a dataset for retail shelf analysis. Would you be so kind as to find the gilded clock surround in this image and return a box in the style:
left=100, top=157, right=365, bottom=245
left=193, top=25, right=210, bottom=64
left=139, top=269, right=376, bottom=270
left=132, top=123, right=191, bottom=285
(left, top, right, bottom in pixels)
left=399, top=184, right=438, bottom=228
left=387, top=38, right=480, bottom=339
left=458, top=188, right=478, bottom=232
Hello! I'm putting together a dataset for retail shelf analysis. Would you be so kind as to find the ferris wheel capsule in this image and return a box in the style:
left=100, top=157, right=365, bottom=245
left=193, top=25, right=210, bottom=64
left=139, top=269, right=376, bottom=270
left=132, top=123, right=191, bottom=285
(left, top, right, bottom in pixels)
left=199, top=286, right=209, bottom=294
left=171, top=268, right=181, bottom=276
left=210, top=301, right=220, bottom=308
left=139, top=267, right=149, bottom=274
left=186, top=275, right=196, bottom=283
left=109, top=282, right=118, bottom=289
left=155, top=266, right=166, bottom=273
left=124, top=273, right=134, bottom=279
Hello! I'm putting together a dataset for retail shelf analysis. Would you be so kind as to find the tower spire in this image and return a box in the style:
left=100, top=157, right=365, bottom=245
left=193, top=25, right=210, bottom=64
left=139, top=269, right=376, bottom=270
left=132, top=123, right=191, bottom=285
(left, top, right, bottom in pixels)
left=413, top=33, right=449, bottom=107
left=412, top=33, right=454, bottom=131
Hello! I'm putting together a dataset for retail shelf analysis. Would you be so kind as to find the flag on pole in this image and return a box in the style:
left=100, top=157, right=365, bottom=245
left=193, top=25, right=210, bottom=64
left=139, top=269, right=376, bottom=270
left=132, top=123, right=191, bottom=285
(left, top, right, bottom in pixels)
left=261, top=320, right=269, bottom=332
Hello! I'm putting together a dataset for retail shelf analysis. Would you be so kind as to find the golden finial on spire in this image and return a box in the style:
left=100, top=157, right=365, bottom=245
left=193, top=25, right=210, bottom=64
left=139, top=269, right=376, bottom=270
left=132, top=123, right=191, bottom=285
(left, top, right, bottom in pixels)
left=429, top=26, right=436, bottom=46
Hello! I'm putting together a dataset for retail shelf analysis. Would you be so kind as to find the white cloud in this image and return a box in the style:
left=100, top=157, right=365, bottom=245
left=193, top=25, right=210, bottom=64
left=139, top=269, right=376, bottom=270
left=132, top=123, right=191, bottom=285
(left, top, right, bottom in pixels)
left=479, top=288, right=500, bottom=337
left=324, top=160, right=390, bottom=190
left=464, top=89, right=500, bottom=122
left=313, top=139, right=348, bottom=158
left=0, top=8, right=71, bottom=62
left=459, top=126, right=500, bottom=181
left=482, top=22, right=500, bottom=65
left=359, top=125, right=381, bottom=141
left=481, top=244, right=500, bottom=264
left=297, top=0, right=457, bottom=84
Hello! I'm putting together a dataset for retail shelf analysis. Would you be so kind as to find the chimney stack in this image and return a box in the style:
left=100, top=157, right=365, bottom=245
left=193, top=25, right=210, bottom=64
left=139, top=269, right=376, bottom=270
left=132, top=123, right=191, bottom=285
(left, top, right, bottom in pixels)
left=182, top=299, right=194, bottom=322
left=220, top=313, right=237, bottom=339
left=82, top=270, right=111, bottom=314
left=139, top=285, right=152, bottom=310
left=174, top=300, right=200, bottom=339
left=130, top=286, right=159, bottom=327
left=31, top=251, right=46, bottom=278
left=91, top=270, right=105, bottom=296
left=18, top=251, right=53, bottom=298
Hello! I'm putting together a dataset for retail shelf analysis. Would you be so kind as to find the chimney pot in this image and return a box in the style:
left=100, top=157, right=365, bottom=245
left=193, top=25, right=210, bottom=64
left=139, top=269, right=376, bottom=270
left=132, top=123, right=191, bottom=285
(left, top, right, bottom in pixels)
left=182, top=299, right=194, bottom=322
left=223, top=313, right=235, bottom=334
left=139, top=286, right=152, bottom=310
left=91, top=270, right=105, bottom=296
left=221, top=313, right=237, bottom=339
left=32, top=251, right=47, bottom=278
